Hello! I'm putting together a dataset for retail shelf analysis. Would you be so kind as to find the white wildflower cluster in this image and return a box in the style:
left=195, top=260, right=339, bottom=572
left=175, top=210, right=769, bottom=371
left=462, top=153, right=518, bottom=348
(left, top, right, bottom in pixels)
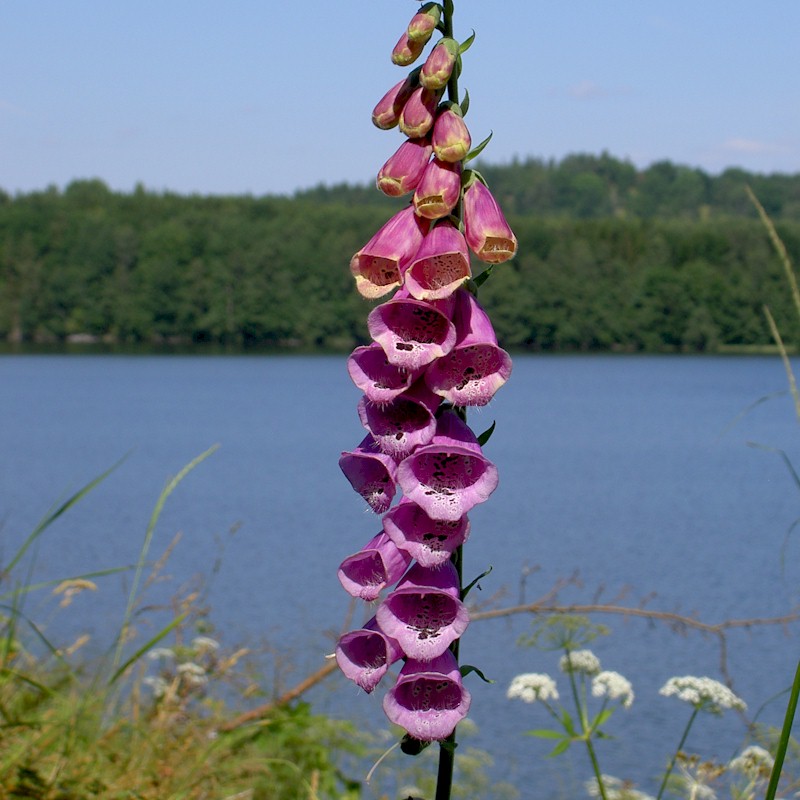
left=559, top=649, right=601, bottom=676
left=728, top=745, right=774, bottom=778
left=177, top=661, right=209, bottom=688
left=591, top=670, right=635, bottom=709
left=659, top=676, right=746, bottom=714
left=192, top=635, right=220, bottom=653
left=585, top=775, right=655, bottom=800
left=142, top=675, right=169, bottom=698
left=147, top=647, right=176, bottom=661
left=506, top=673, right=559, bottom=704
left=676, top=760, right=720, bottom=800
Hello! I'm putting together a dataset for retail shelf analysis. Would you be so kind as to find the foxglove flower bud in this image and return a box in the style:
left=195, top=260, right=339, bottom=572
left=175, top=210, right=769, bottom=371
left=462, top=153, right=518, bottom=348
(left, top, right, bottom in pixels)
left=367, top=288, right=457, bottom=371
left=462, top=174, right=518, bottom=263
left=432, top=107, right=471, bottom=163
left=347, top=343, right=421, bottom=405
left=376, top=562, right=469, bottom=660
left=358, top=381, right=441, bottom=459
left=339, top=434, right=398, bottom=513
left=413, top=158, right=461, bottom=219
left=392, top=31, right=426, bottom=67
left=407, top=3, right=441, bottom=43
left=336, top=617, right=403, bottom=693
left=397, top=410, right=498, bottom=521
left=420, top=37, right=459, bottom=91
left=383, top=650, right=471, bottom=741
left=372, top=71, right=420, bottom=130
left=350, top=206, right=428, bottom=299
left=383, top=498, right=470, bottom=568
left=338, top=532, right=413, bottom=601
left=405, top=220, right=471, bottom=300
left=424, top=289, right=513, bottom=406
left=377, top=137, right=433, bottom=198
left=399, top=86, right=439, bottom=139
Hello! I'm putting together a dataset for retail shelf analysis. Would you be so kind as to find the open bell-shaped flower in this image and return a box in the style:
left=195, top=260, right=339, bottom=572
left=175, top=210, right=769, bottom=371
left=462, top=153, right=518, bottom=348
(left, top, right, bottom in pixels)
left=462, top=172, right=518, bottom=263
left=419, top=37, right=459, bottom=91
left=377, top=137, right=433, bottom=198
left=397, top=410, right=498, bottom=521
left=376, top=561, right=469, bottom=660
left=432, top=107, right=471, bottom=163
left=392, top=30, right=426, bottom=67
left=407, top=3, right=441, bottom=44
left=350, top=206, right=428, bottom=299
left=399, top=86, right=439, bottom=139
left=413, top=158, right=461, bottom=219
left=357, top=381, right=441, bottom=459
left=372, top=70, right=420, bottom=130
left=404, top=219, right=471, bottom=301
left=346, top=343, right=421, bottom=405
left=339, top=434, right=398, bottom=513
left=336, top=616, right=404, bottom=693
left=383, top=498, right=470, bottom=568
left=383, top=650, right=472, bottom=741
left=367, top=288, right=457, bottom=371
left=338, top=531, right=413, bottom=601
left=424, top=289, right=513, bottom=406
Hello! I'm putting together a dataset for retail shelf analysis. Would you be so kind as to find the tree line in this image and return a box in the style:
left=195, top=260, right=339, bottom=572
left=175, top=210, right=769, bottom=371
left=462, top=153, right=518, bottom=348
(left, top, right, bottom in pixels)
left=1, top=153, right=799, bottom=352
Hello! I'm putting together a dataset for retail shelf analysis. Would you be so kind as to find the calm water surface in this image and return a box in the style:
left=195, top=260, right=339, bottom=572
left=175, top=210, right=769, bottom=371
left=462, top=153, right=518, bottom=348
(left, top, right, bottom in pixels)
left=1, top=354, right=798, bottom=797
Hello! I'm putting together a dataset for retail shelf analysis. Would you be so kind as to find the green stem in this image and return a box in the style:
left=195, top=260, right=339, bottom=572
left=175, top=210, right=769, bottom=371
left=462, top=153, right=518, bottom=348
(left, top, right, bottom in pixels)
left=566, top=662, right=608, bottom=800
left=656, top=706, right=700, bottom=800
left=764, top=658, right=800, bottom=800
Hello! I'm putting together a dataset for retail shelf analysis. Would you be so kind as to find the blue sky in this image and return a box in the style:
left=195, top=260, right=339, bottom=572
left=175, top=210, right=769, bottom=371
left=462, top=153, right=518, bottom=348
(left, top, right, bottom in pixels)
left=1, top=1, right=798, bottom=196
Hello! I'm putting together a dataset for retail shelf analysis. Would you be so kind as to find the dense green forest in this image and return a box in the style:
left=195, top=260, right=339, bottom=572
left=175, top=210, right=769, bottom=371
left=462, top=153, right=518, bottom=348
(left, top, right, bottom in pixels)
left=2, top=153, right=800, bottom=352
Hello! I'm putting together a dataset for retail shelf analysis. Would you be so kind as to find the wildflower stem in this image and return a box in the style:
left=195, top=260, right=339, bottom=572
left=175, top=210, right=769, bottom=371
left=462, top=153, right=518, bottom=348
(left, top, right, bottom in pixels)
left=566, top=661, right=608, bottom=800
left=656, top=706, right=700, bottom=800
left=764, top=658, right=800, bottom=800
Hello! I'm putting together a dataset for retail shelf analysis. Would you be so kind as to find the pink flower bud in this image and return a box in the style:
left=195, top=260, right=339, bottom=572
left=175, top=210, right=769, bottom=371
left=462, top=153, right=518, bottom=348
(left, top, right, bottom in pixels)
left=413, top=158, right=461, bottom=219
left=372, top=71, right=419, bottom=130
left=377, top=137, right=433, bottom=198
left=399, top=86, right=439, bottom=139
left=392, top=30, right=426, bottom=66
left=462, top=175, right=518, bottom=263
left=432, top=108, right=471, bottom=163
left=407, top=3, right=441, bottom=43
left=420, top=37, right=459, bottom=91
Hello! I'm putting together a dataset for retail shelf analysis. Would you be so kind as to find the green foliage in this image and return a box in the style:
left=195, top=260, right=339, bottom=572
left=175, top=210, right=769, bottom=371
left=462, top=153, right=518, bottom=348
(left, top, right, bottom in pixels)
left=2, top=158, right=800, bottom=353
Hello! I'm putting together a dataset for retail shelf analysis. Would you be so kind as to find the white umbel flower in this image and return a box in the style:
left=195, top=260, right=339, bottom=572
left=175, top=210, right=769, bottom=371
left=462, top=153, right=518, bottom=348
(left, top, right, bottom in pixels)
left=659, top=676, right=746, bottom=714
left=147, top=647, right=175, bottom=661
left=559, top=649, right=601, bottom=676
left=507, top=673, right=559, bottom=704
left=729, top=745, right=774, bottom=777
left=192, top=635, right=220, bottom=652
left=585, top=775, right=655, bottom=800
left=592, top=670, right=635, bottom=709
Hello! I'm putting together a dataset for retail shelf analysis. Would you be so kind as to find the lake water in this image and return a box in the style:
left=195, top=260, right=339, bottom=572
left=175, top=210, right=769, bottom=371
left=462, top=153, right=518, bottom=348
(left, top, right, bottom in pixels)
left=1, top=354, right=799, bottom=798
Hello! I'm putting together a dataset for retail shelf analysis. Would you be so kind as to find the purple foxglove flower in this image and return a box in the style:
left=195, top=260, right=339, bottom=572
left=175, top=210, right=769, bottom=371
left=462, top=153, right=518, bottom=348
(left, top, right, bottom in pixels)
left=383, top=650, right=472, bottom=741
left=432, top=108, right=472, bottom=163
left=399, top=86, right=439, bottom=139
left=419, top=37, right=459, bottom=91
left=347, top=343, right=421, bottom=405
left=350, top=206, right=428, bottom=299
left=383, top=498, right=470, bottom=568
left=391, top=30, right=426, bottom=66
left=338, top=531, right=413, bottom=601
left=376, top=561, right=469, bottom=660
left=339, top=434, right=398, bottom=513
left=407, top=3, right=441, bottom=43
left=377, top=137, right=433, bottom=198
left=462, top=174, right=518, bottom=263
left=424, top=289, right=513, bottom=406
left=336, top=616, right=404, bottom=693
left=404, top=219, right=471, bottom=301
left=357, top=381, right=441, bottom=459
left=397, top=409, right=498, bottom=521
left=413, top=157, right=461, bottom=220
left=367, top=288, right=457, bottom=371
left=372, top=71, right=419, bottom=130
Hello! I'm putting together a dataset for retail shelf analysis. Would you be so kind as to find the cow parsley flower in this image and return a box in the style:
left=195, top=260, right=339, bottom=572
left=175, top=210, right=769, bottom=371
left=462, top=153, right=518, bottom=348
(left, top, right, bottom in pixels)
left=728, top=745, right=774, bottom=778
left=659, top=676, right=746, bottom=714
left=559, top=649, right=601, bottom=676
left=591, top=670, right=635, bottom=709
left=147, top=647, right=175, bottom=661
left=507, top=673, right=559, bottom=704
left=585, top=775, right=655, bottom=800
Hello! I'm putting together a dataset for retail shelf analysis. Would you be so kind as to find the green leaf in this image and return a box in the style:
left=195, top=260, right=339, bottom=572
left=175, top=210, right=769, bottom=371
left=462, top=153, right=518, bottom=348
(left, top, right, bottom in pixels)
left=460, top=89, right=470, bottom=116
left=461, top=565, right=492, bottom=600
left=459, top=30, right=476, bottom=53
left=591, top=707, right=615, bottom=730
left=477, top=421, right=496, bottom=446
left=460, top=664, right=494, bottom=683
left=473, top=265, right=494, bottom=288
left=560, top=709, right=577, bottom=737
left=525, top=729, right=563, bottom=739
left=464, top=131, right=494, bottom=164
left=549, top=739, right=572, bottom=757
